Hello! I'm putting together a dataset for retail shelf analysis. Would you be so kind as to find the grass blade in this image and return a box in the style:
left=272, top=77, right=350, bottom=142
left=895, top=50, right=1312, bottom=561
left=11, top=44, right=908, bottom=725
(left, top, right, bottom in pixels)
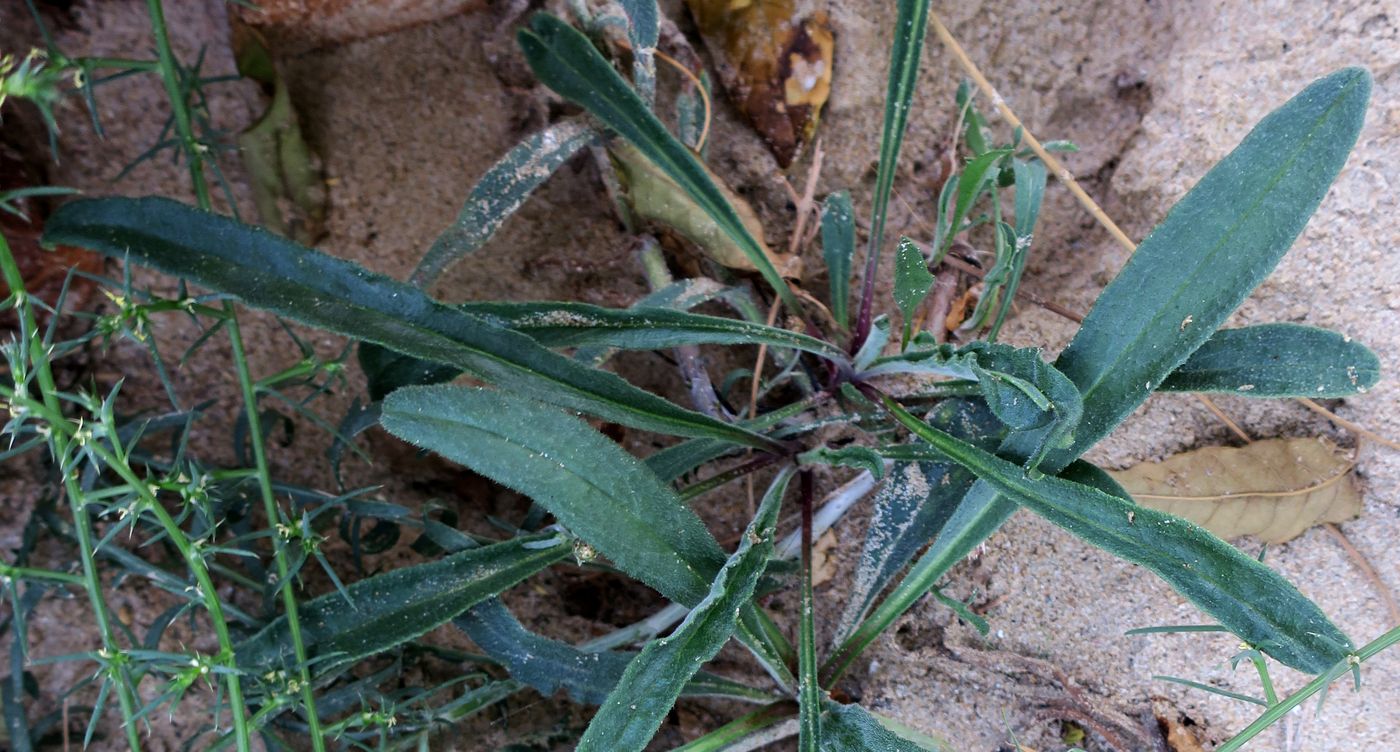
left=44, top=196, right=778, bottom=450
left=577, top=467, right=791, bottom=751
left=1159, top=323, right=1380, bottom=397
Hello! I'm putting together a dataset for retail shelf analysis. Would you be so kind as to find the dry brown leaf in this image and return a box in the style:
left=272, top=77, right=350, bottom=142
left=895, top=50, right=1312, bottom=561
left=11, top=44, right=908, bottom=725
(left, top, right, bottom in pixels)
left=609, top=143, right=803, bottom=278
left=684, top=0, right=833, bottom=167
left=1109, top=437, right=1361, bottom=544
left=811, top=528, right=839, bottom=587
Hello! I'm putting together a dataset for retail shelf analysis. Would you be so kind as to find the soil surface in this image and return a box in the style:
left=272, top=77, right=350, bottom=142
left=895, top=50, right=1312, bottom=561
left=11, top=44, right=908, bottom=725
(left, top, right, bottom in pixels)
left=1, top=0, right=1397, bottom=750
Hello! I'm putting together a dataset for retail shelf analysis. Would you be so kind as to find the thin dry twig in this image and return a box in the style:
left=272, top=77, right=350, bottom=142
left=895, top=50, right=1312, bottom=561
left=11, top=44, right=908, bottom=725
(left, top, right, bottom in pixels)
left=1322, top=520, right=1400, bottom=627
left=1297, top=397, right=1400, bottom=453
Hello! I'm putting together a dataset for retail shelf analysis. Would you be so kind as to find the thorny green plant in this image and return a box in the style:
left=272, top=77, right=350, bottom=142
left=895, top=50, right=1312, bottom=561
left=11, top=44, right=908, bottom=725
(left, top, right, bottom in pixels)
left=1, top=0, right=1395, bottom=750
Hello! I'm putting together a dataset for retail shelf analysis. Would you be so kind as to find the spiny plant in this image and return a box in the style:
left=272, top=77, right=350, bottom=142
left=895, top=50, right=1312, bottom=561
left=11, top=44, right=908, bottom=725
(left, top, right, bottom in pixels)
left=3, top=0, right=1397, bottom=750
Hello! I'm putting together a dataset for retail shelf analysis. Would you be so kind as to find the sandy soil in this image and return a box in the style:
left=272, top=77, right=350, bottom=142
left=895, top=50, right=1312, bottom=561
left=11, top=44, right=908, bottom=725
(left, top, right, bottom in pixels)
left=1, top=0, right=1396, bottom=750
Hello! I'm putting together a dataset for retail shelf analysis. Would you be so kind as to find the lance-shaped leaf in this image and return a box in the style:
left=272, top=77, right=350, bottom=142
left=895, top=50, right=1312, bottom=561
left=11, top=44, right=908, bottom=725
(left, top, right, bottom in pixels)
left=43, top=197, right=778, bottom=450
left=235, top=532, right=570, bottom=673
left=382, top=385, right=728, bottom=606
left=881, top=397, right=1352, bottom=674
left=454, top=600, right=772, bottom=705
left=833, top=399, right=1004, bottom=646
left=1159, top=323, right=1380, bottom=397
left=828, top=68, right=1372, bottom=682
left=518, top=13, right=803, bottom=313
left=820, top=701, right=937, bottom=751
left=893, top=237, right=934, bottom=348
left=455, top=300, right=846, bottom=359
left=933, top=149, right=1012, bottom=259
left=858, top=0, right=931, bottom=341
left=618, top=0, right=659, bottom=103
left=577, top=467, right=789, bottom=751
left=411, top=119, right=598, bottom=287
left=821, top=191, right=855, bottom=330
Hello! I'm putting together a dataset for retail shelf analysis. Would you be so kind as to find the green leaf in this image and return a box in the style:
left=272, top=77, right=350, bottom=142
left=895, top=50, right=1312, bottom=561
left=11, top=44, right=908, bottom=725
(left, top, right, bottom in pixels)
left=235, top=532, right=569, bottom=673
left=880, top=397, right=1353, bottom=674
left=827, top=68, right=1372, bottom=682
left=454, top=599, right=771, bottom=705
left=833, top=399, right=1004, bottom=645
left=1159, top=323, right=1380, bottom=397
left=934, top=149, right=1012, bottom=258
left=455, top=301, right=847, bottom=360
left=577, top=467, right=790, bottom=751
left=1044, top=67, right=1372, bottom=463
left=43, top=197, right=777, bottom=450
left=618, top=0, right=660, bottom=103
left=820, top=701, right=931, bottom=751
left=798, top=445, right=885, bottom=479
left=864, top=340, right=1083, bottom=469
left=517, top=13, right=801, bottom=314
left=381, top=385, right=727, bottom=606
left=410, top=119, right=598, bottom=287
left=357, top=344, right=458, bottom=402
left=893, top=237, right=934, bottom=347
left=821, top=191, right=856, bottom=330
left=860, top=0, right=932, bottom=318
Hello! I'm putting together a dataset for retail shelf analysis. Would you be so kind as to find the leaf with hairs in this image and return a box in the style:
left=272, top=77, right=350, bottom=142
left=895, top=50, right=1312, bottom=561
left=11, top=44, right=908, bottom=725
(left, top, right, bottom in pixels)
left=828, top=68, right=1372, bottom=682
left=1159, top=323, right=1380, bottom=397
left=833, top=398, right=1004, bottom=646
left=456, top=300, right=846, bottom=359
left=381, top=385, right=728, bottom=606
left=454, top=600, right=772, bottom=705
left=235, top=532, right=569, bottom=673
left=893, top=237, right=934, bottom=347
left=1110, top=437, right=1361, bottom=544
left=577, top=467, right=789, bottom=751
left=518, top=13, right=802, bottom=311
left=881, top=397, right=1353, bottom=674
left=820, top=701, right=936, bottom=751
left=411, top=119, right=597, bottom=287
left=43, top=197, right=777, bottom=450
left=822, top=191, right=855, bottom=330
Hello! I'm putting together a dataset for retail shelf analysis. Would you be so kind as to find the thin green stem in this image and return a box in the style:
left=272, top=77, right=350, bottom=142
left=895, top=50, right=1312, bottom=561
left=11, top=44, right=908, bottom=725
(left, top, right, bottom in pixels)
left=142, top=0, right=324, bottom=742
left=1249, top=652, right=1279, bottom=706
left=1218, top=625, right=1400, bottom=752
left=0, top=236, right=144, bottom=749
left=0, top=563, right=85, bottom=586
left=672, top=701, right=797, bottom=751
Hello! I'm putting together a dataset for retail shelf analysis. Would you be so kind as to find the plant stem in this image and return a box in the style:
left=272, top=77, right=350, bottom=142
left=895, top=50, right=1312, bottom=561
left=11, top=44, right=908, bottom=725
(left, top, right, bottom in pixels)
left=672, top=701, right=798, bottom=751
left=0, top=235, right=144, bottom=750
left=143, top=0, right=325, bottom=741
left=1218, top=625, right=1400, bottom=752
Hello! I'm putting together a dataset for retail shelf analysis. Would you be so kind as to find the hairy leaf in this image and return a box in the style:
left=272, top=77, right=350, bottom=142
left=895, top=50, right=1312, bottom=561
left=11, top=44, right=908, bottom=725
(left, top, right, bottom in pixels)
left=882, top=398, right=1353, bottom=674
left=831, top=68, right=1372, bottom=681
left=381, top=385, right=727, bottom=606
left=820, top=701, right=934, bottom=751
left=822, top=191, right=855, bottom=330
left=235, top=533, right=569, bottom=673
left=519, top=13, right=802, bottom=312
left=454, top=600, right=771, bottom=705
left=864, top=340, right=1082, bottom=468
left=578, top=467, right=789, bottom=751
left=43, top=197, right=777, bottom=450
left=457, top=300, right=845, bottom=359
left=1159, top=323, right=1380, bottom=397
left=893, top=237, right=934, bottom=347
left=934, top=149, right=1012, bottom=258
left=1110, top=437, right=1361, bottom=544
left=411, top=119, right=597, bottom=286
left=859, top=0, right=932, bottom=324
left=834, top=399, right=1004, bottom=646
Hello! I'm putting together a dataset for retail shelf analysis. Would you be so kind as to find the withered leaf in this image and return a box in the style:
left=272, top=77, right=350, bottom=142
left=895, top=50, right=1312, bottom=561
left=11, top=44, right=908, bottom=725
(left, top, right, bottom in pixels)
left=609, top=143, right=802, bottom=278
left=685, top=0, right=833, bottom=167
left=1109, top=437, right=1361, bottom=544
